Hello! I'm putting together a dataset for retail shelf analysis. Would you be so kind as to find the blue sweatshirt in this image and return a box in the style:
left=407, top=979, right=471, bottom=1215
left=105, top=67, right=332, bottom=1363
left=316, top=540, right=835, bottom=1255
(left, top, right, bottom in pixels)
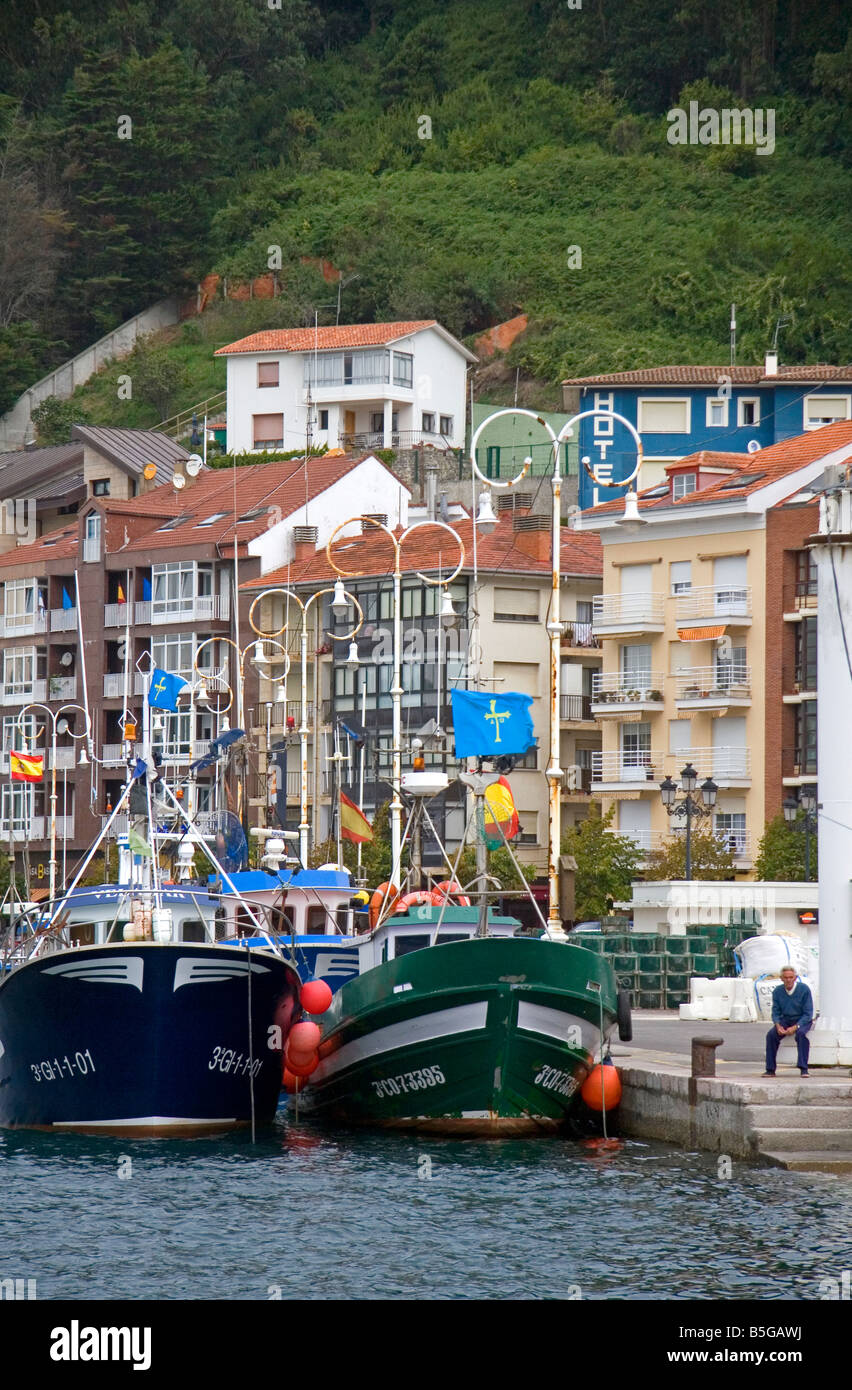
left=771, top=980, right=814, bottom=1030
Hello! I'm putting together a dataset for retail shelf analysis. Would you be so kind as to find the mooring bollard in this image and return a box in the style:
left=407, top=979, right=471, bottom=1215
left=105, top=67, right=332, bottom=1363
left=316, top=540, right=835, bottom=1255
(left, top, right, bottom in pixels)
left=691, top=1036, right=724, bottom=1078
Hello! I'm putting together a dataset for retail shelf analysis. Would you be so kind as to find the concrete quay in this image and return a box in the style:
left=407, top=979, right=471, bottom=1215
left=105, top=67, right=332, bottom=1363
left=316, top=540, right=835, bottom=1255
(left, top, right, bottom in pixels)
left=612, top=1015, right=852, bottom=1173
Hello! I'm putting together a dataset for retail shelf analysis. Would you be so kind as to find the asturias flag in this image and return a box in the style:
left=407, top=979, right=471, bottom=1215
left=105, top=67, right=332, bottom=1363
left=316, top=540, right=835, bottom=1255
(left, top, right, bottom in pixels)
left=339, top=792, right=373, bottom=845
left=11, top=750, right=43, bottom=783
left=484, top=776, right=520, bottom=848
left=451, top=689, right=535, bottom=759
left=148, top=668, right=188, bottom=711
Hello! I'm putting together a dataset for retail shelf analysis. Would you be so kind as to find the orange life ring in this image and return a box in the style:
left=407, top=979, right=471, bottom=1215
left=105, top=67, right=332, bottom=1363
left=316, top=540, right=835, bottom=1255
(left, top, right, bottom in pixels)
left=394, top=891, right=435, bottom=913
left=431, top=879, right=471, bottom=907
left=368, top=881, right=401, bottom=929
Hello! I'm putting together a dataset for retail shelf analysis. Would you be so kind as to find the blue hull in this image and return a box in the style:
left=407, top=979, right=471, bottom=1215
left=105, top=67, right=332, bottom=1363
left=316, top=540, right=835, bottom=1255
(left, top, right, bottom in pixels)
left=0, top=943, right=300, bottom=1135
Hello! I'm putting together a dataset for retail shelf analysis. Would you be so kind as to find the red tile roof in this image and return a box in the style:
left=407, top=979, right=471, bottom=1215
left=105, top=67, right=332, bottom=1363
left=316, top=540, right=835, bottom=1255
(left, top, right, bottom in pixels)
left=243, top=516, right=602, bottom=588
left=582, top=422, right=852, bottom=517
left=562, top=364, right=852, bottom=386
left=0, top=526, right=79, bottom=569
left=215, top=321, right=439, bottom=356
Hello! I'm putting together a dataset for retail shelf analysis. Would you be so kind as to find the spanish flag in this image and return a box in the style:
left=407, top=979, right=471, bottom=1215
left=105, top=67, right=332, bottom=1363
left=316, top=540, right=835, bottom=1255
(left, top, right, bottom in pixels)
left=339, top=791, right=373, bottom=845
left=117, top=583, right=127, bottom=604
left=483, top=775, right=519, bottom=848
left=11, top=750, right=44, bottom=783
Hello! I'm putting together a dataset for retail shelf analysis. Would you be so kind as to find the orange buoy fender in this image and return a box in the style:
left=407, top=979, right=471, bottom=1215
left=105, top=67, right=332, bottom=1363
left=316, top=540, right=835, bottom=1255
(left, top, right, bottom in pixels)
left=369, top=881, right=401, bottom=929
left=581, top=1062, right=622, bottom=1112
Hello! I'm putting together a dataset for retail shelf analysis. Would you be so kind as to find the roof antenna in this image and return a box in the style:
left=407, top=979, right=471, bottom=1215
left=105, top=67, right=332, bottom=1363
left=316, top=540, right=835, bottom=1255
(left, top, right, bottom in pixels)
left=772, top=316, right=791, bottom=353
left=730, top=303, right=736, bottom=367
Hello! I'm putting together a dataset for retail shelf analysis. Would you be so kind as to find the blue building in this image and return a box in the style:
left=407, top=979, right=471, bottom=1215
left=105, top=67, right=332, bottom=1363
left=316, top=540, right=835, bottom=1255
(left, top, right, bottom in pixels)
left=563, top=355, right=852, bottom=509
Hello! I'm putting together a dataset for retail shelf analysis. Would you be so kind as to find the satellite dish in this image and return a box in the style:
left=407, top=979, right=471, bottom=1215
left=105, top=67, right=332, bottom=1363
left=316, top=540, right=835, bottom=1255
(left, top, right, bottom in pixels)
left=173, top=472, right=186, bottom=490
left=185, top=454, right=202, bottom=477
left=60, top=651, right=73, bottom=667
left=143, top=462, right=157, bottom=481
left=117, top=642, right=127, bottom=661
left=746, top=440, right=761, bottom=454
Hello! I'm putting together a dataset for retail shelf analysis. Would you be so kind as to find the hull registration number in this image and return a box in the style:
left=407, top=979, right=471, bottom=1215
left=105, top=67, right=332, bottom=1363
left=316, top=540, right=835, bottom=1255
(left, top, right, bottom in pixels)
left=534, top=1065, right=579, bottom=1099
left=372, top=1065, right=446, bottom=1098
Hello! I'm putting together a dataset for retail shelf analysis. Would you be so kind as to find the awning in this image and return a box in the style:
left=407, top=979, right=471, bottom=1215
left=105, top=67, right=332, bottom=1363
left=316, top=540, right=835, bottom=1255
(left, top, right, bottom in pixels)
left=677, top=625, right=726, bottom=641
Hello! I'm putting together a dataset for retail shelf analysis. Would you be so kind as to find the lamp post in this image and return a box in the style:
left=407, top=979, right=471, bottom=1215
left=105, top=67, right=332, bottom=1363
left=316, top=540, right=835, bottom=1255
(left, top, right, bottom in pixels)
left=17, top=702, right=91, bottom=904
left=248, top=585, right=363, bottom=868
left=783, top=785, right=817, bottom=882
left=322, top=517, right=465, bottom=877
left=659, top=763, right=719, bottom=881
left=470, top=407, right=644, bottom=934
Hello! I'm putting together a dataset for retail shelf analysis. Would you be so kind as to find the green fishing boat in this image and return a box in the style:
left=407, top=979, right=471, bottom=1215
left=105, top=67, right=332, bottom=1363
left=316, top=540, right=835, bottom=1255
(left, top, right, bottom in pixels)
left=299, top=905, right=629, bottom=1134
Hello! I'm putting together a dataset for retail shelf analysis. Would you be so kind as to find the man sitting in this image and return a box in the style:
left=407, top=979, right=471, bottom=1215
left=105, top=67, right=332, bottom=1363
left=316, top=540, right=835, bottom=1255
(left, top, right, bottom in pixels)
left=763, top=966, right=815, bottom=1077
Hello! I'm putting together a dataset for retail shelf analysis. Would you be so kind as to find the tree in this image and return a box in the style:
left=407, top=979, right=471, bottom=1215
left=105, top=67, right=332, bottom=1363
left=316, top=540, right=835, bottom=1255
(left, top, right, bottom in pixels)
left=644, top=827, right=735, bottom=881
left=0, top=118, right=68, bottom=330
left=31, top=395, right=87, bottom=445
left=454, top=842, right=536, bottom=893
left=561, top=804, right=641, bottom=921
left=754, top=812, right=818, bottom=881
left=125, top=339, right=188, bottom=420
left=309, top=799, right=396, bottom=885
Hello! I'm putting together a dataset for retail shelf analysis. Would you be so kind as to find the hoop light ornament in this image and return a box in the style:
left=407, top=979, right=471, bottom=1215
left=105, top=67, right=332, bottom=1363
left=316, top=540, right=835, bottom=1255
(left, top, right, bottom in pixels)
left=323, top=516, right=465, bottom=587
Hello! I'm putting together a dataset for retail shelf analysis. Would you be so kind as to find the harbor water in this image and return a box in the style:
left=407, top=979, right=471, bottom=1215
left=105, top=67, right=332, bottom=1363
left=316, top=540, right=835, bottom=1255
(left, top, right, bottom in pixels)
left=2, top=1111, right=850, bottom=1300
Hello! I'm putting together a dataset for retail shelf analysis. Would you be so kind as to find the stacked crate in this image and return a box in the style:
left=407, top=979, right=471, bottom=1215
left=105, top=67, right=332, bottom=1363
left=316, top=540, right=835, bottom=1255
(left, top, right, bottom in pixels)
left=572, top=923, right=757, bottom=1010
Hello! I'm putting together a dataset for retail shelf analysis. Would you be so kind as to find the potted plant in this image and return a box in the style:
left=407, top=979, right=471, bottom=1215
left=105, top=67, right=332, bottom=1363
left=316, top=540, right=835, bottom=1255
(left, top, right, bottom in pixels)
left=649, top=689, right=662, bottom=701
left=684, top=684, right=700, bottom=699
left=49, top=675, right=63, bottom=697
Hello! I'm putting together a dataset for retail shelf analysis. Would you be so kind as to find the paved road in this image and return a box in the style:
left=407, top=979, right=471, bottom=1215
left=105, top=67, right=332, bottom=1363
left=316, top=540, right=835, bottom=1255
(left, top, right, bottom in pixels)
left=627, top=1012, right=771, bottom=1063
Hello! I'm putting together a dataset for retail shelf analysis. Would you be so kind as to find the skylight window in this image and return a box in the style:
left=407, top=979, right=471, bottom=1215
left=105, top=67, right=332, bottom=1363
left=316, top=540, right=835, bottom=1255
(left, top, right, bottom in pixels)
left=237, top=507, right=268, bottom=524
left=156, top=514, right=191, bottom=532
left=717, top=473, right=765, bottom=490
left=641, top=484, right=670, bottom=499
left=195, top=512, right=229, bottom=528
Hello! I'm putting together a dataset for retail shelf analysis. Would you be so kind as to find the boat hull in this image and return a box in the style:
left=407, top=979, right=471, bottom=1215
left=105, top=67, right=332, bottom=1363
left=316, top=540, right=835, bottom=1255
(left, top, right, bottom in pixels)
left=0, top=943, right=299, bottom=1136
left=299, top=937, right=617, bottom=1134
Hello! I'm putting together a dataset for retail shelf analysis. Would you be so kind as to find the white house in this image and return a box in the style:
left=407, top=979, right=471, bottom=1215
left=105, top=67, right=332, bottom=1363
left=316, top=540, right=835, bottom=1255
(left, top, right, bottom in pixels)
left=215, top=320, right=477, bottom=455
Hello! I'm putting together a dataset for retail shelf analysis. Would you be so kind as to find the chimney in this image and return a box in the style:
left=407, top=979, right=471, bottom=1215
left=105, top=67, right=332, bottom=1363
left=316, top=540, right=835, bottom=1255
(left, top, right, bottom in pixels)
left=513, top=513, right=550, bottom=562
left=764, top=350, right=778, bottom=377
left=425, top=460, right=439, bottom=520
left=293, top=524, right=318, bottom=562
left=362, top=513, right=388, bottom=533
left=498, top=492, right=533, bottom=519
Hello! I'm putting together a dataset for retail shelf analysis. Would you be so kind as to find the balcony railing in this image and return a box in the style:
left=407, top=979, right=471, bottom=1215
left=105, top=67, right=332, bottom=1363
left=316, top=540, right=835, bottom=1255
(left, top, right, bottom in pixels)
left=682, top=746, right=751, bottom=780
left=592, top=750, right=665, bottom=784
left=562, top=621, right=601, bottom=650
left=341, top=430, right=450, bottom=452
left=286, top=771, right=315, bottom=798
left=283, top=700, right=315, bottom=726
left=101, top=813, right=129, bottom=837
left=563, top=765, right=593, bottom=794
left=47, top=676, right=77, bottom=701
left=592, top=594, right=666, bottom=629
left=609, top=829, right=668, bottom=856
left=50, top=608, right=78, bottom=632
left=592, top=672, right=664, bottom=704
left=103, top=672, right=147, bottom=698
left=714, top=829, right=752, bottom=859
left=674, top=667, right=751, bottom=702
left=560, top=694, right=593, bottom=721
left=675, top=585, right=751, bottom=622
left=1, top=679, right=47, bottom=707
left=0, top=611, right=48, bottom=638
left=100, top=744, right=127, bottom=765
left=150, top=593, right=230, bottom=626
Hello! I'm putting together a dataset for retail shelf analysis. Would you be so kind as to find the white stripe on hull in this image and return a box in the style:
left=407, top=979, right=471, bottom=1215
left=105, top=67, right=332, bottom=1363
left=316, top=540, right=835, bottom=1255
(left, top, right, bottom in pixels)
left=52, top=1115, right=237, bottom=1129
left=314, top=1001, right=488, bottom=1082
left=516, top=1001, right=598, bottom=1051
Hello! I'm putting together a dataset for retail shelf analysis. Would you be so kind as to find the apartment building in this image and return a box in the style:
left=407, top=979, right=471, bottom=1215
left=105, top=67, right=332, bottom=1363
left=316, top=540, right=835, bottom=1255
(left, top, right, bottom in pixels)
left=216, top=320, right=476, bottom=455
left=578, top=421, right=852, bottom=871
left=245, top=509, right=603, bottom=871
left=562, top=358, right=852, bottom=508
left=0, top=451, right=409, bottom=882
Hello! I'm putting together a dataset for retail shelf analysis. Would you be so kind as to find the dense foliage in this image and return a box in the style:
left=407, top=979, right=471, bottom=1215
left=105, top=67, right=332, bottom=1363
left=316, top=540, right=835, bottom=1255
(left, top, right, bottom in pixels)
left=561, top=804, right=640, bottom=921
left=754, top=811, right=819, bottom=881
left=644, top=827, right=736, bottom=881
left=0, top=0, right=850, bottom=422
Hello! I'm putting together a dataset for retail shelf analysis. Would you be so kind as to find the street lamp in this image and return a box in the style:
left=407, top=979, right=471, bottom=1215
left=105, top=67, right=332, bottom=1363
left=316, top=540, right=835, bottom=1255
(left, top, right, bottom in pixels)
left=319, top=517, right=465, bottom=877
left=470, top=406, right=644, bottom=934
left=783, top=787, right=818, bottom=882
left=17, top=702, right=91, bottom=904
left=248, top=584, right=363, bottom=869
left=659, top=762, right=719, bottom=881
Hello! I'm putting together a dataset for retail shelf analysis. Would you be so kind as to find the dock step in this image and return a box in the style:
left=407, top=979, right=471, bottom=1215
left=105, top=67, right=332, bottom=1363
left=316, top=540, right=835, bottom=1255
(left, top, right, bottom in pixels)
left=760, top=1150, right=852, bottom=1174
left=747, top=1104, right=852, bottom=1130
left=753, top=1126, right=852, bottom=1153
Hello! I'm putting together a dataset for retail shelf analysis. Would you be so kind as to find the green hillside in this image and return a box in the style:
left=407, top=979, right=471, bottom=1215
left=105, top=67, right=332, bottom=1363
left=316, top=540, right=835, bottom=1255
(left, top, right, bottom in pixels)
left=2, top=0, right=850, bottom=432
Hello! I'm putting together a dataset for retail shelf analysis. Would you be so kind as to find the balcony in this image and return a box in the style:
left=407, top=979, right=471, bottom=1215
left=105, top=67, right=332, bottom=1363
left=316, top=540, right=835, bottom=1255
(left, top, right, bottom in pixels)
left=560, top=694, right=594, bottom=723
left=1, top=679, right=47, bottom=707
left=50, top=608, right=77, bottom=632
left=674, top=667, right=751, bottom=708
left=591, top=750, right=665, bottom=790
left=103, top=672, right=147, bottom=698
left=610, top=829, right=668, bottom=860
left=100, top=745, right=127, bottom=765
left=101, top=813, right=129, bottom=837
left=562, top=765, right=593, bottom=795
left=0, top=611, right=48, bottom=638
left=682, top=746, right=751, bottom=786
left=286, top=771, right=315, bottom=798
left=675, top=585, right=752, bottom=627
left=150, top=593, right=230, bottom=626
left=782, top=748, right=817, bottom=788
left=47, top=676, right=77, bottom=702
left=783, top=580, right=818, bottom=622
left=562, top=621, right=601, bottom=651
left=591, top=673, right=664, bottom=715
left=782, top=669, right=817, bottom=703
left=592, top=593, right=665, bottom=637
left=283, top=700, right=315, bottom=727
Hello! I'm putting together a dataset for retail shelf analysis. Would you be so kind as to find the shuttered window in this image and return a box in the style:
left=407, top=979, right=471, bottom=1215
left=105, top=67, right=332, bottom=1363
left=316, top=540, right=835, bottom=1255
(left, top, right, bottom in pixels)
left=493, top=587, right=539, bottom=622
left=257, top=362, right=279, bottom=387
left=638, top=398, right=690, bottom=433
left=253, top=413, right=284, bottom=447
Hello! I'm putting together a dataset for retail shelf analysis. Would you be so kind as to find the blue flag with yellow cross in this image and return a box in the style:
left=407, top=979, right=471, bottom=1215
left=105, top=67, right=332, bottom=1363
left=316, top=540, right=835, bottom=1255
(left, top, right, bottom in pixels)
left=450, top=689, right=535, bottom=758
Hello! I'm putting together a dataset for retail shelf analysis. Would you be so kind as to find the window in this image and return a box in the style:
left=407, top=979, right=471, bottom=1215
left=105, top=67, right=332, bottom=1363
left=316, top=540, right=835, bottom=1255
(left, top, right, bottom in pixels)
left=670, top=560, right=692, bottom=594
left=804, top=395, right=851, bottom=430
left=422, top=412, right=435, bottom=433
left=714, top=645, right=747, bottom=686
left=393, top=934, right=430, bottom=958
left=3, top=579, right=46, bottom=629
left=83, top=512, right=101, bottom=563
left=370, top=412, right=384, bottom=433
left=706, top=398, right=728, bottom=427
left=795, top=700, right=817, bottom=774
left=672, top=473, right=697, bottom=501
left=152, top=711, right=192, bottom=761
left=637, top=398, right=690, bottom=433
left=92, top=479, right=110, bottom=496
left=576, top=600, right=593, bottom=624
left=3, top=714, right=36, bottom=751
left=621, top=721, right=651, bottom=774
left=717, top=472, right=765, bottom=490
left=796, top=549, right=818, bottom=599
left=517, top=811, right=538, bottom=845
left=493, top=587, right=538, bottom=622
left=156, top=514, right=191, bottom=532
left=3, top=646, right=39, bottom=698
left=621, top=643, right=652, bottom=688
left=151, top=633, right=197, bottom=678
left=318, top=409, right=329, bottom=430
left=738, top=398, right=760, bottom=427
left=392, top=352, right=413, bottom=388
left=257, top=361, right=279, bottom=388
left=713, top=812, right=746, bottom=855
left=795, top=618, right=817, bottom=691
left=151, top=562, right=213, bottom=617
left=1, top=783, right=37, bottom=832
left=439, top=415, right=453, bottom=435
left=304, top=350, right=392, bottom=387
left=195, top=513, right=228, bottom=528
left=252, top=413, right=284, bottom=448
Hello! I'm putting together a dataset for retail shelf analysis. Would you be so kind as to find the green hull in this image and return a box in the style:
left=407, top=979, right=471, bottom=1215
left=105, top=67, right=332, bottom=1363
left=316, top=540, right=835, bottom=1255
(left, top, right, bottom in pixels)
left=300, top=937, right=618, bottom=1134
